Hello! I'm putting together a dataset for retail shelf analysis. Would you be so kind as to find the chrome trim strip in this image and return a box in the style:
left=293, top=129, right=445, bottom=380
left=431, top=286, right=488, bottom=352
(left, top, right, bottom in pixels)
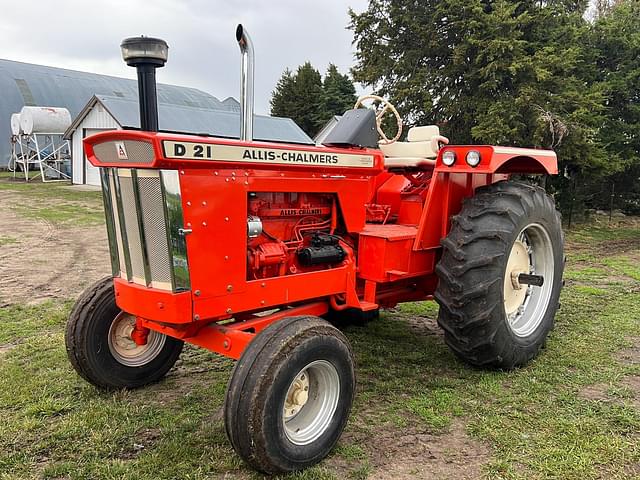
left=112, top=169, right=133, bottom=281
left=160, top=170, right=190, bottom=291
left=130, top=169, right=152, bottom=287
left=159, top=170, right=176, bottom=291
left=100, top=168, right=120, bottom=276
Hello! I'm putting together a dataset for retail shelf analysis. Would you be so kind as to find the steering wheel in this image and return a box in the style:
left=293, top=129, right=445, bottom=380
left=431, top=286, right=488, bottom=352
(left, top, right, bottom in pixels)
left=354, top=94, right=403, bottom=145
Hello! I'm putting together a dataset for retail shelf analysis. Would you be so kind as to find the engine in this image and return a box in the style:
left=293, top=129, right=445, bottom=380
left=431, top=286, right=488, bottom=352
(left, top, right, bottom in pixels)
left=246, top=192, right=347, bottom=279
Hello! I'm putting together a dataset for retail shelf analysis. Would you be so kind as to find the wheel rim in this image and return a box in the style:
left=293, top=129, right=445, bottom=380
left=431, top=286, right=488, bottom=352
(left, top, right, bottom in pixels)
left=107, top=312, right=166, bottom=367
left=503, top=223, right=555, bottom=337
left=282, top=360, right=340, bottom=446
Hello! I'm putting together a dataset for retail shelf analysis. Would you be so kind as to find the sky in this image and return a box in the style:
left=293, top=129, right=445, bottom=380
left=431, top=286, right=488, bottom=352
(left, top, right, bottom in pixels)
left=0, top=0, right=370, bottom=115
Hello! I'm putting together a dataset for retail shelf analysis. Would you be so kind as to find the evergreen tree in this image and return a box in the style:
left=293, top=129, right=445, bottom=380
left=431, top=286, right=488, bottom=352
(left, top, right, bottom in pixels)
left=269, top=69, right=296, bottom=119
left=348, top=0, right=610, bottom=176
left=270, top=62, right=323, bottom=136
left=291, top=62, right=324, bottom=136
left=270, top=63, right=357, bottom=137
left=591, top=0, right=640, bottom=168
left=317, top=64, right=358, bottom=125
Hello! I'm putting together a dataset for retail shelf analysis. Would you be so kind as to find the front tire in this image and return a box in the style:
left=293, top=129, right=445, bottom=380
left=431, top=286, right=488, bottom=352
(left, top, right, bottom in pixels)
left=224, top=315, right=355, bottom=474
left=435, top=181, right=564, bottom=369
left=65, top=276, right=183, bottom=389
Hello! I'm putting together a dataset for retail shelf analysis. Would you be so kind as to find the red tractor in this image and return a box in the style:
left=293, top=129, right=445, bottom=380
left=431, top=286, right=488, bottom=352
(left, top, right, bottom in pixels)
left=65, top=26, right=564, bottom=474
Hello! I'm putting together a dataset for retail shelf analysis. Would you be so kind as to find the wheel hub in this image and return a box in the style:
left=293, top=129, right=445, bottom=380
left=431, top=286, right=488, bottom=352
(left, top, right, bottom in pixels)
left=284, top=371, right=310, bottom=418
left=107, top=312, right=166, bottom=367
left=504, top=238, right=531, bottom=316
left=503, top=224, right=555, bottom=338
left=282, top=360, right=340, bottom=446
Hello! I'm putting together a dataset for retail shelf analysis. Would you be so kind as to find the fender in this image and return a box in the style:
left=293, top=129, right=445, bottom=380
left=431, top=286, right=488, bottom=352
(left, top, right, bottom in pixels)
left=434, top=145, right=557, bottom=175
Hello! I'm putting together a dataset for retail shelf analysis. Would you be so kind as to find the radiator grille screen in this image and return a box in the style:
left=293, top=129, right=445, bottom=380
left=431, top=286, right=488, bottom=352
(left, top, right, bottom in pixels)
left=100, top=167, right=188, bottom=292
left=118, top=172, right=146, bottom=283
left=138, top=174, right=172, bottom=289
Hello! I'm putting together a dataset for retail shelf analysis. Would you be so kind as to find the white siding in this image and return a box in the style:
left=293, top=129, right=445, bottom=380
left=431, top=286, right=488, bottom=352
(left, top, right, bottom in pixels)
left=71, top=102, right=120, bottom=185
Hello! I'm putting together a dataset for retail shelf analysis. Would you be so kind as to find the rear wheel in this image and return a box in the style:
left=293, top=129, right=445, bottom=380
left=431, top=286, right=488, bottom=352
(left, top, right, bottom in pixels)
left=224, top=315, right=355, bottom=474
left=435, top=181, right=564, bottom=369
left=65, top=277, right=183, bottom=389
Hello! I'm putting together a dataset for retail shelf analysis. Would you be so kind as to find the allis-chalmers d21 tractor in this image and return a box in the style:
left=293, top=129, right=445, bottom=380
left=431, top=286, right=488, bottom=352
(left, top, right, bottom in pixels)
left=65, top=27, right=564, bottom=473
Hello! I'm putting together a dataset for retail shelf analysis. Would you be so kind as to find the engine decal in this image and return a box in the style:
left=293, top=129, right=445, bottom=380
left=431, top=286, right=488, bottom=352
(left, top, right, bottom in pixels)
left=162, top=141, right=375, bottom=168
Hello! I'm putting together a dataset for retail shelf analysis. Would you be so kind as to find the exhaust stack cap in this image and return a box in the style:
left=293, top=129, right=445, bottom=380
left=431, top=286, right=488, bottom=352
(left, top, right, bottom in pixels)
left=121, top=36, right=168, bottom=66
left=120, top=36, right=168, bottom=133
left=236, top=24, right=255, bottom=142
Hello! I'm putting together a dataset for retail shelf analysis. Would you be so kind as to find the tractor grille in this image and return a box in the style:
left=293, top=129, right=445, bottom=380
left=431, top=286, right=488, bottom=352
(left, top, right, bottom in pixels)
left=93, top=140, right=155, bottom=164
left=100, top=167, right=189, bottom=292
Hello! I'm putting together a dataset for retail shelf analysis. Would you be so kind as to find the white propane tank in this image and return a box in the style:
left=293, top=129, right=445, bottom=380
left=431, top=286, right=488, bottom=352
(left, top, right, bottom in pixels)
left=19, top=106, right=72, bottom=135
left=10, top=113, right=21, bottom=135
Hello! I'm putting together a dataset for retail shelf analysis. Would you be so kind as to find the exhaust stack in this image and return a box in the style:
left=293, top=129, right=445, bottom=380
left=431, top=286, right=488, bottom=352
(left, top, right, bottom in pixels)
left=236, top=24, right=254, bottom=142
left=120, top=36, right=169, bottom=132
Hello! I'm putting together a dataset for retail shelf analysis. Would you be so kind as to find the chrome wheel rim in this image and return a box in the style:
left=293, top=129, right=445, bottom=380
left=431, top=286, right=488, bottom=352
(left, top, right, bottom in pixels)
left=282, top=360, right=340, bottom=445
left=503, top=223, right=555, bottom=337
left=107, top=312, right=166, bottom=367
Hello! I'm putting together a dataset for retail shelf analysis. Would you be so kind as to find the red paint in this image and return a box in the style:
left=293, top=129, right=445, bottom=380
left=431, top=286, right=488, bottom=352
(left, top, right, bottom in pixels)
left=85, top=131, right=557, bottom=360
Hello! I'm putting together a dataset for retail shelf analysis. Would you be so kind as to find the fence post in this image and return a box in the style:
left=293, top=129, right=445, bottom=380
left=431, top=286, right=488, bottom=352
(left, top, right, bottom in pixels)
left=609, top=181, right=615, bottom=223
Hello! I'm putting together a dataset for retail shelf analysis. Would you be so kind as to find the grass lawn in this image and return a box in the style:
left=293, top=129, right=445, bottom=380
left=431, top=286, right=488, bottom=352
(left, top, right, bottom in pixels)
left=0, top=178, right=638, bottom=479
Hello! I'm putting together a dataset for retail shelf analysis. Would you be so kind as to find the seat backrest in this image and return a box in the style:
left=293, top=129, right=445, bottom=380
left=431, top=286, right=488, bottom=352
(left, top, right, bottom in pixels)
left=407, top=125, right=440, bottom=142
left=378, top=124, right=445, bottom=168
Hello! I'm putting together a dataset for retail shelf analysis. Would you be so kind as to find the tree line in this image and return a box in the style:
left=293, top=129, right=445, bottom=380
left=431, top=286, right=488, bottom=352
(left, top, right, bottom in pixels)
left=271, top=0, right=639, bottom=216
left=270, top=63, right=357, bottom=139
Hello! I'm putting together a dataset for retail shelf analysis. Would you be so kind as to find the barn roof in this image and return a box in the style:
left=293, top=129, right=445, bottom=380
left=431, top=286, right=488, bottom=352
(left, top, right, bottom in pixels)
left=0, top=58, right=241, bottom=166
left=65, top=95, right=313, bottom=145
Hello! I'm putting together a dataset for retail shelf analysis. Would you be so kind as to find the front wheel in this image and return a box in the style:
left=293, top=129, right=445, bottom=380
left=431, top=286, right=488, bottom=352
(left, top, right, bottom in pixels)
left=435, top=181, right=564, bottom=369
left=224, top=315, right=355, bottom=474
left=65, top=277, right=183, bottom=390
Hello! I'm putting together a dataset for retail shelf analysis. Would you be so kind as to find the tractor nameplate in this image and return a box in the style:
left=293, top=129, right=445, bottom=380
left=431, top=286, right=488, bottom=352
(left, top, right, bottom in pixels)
left=162, top=141, right=375, bottom=168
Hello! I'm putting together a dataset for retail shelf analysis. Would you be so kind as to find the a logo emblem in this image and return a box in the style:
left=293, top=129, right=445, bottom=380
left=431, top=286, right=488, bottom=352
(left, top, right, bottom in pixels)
left=115, top=142, right=128, bottom=160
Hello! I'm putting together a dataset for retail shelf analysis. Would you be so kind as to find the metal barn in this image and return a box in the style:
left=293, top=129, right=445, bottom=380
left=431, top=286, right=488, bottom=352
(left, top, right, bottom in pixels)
left=0, top=58, right=239, bottom=168
left=65, top=95, right=312, bottom=186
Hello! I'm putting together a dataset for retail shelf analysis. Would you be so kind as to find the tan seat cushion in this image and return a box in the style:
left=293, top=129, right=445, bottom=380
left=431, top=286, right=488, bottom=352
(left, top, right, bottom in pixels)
left=378, top=140, right=436, bottom=159
left=379, top=125, right=445, bottom=168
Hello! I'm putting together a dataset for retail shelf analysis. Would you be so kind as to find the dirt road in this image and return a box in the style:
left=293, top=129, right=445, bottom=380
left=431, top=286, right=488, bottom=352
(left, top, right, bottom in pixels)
left=0, top=189, right=110, bottom=305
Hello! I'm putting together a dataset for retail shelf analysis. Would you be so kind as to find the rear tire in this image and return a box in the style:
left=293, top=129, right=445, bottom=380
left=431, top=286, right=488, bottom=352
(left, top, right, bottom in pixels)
left=224, top=315, right=355, bottom=474
left=65, top=276, right=183, bottom=390
left=435, top=181, right=564, bottom=369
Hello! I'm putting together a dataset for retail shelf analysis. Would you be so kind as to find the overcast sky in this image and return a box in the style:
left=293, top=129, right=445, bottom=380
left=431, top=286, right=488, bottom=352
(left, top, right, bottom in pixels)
left=0, top=0, right=370, bottom=115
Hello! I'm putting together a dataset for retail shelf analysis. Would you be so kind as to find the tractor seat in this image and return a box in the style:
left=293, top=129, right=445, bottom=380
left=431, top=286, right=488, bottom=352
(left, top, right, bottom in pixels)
left=379, top=125, right=449, bottom=169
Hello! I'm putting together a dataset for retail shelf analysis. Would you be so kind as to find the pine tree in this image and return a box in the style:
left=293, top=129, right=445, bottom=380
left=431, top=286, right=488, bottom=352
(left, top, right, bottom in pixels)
left=317, top=64, right=358, bottom=125
left=291, top=62, right=324, bottom=136
left=269, top=69, right=296, bottom=119
left=348, top=0, right=610, bottom=175
left=270, top=63, right=357, bottom=137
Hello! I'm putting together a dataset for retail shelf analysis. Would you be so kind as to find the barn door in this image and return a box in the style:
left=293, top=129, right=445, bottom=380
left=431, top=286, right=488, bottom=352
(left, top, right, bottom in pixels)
left=84, top=128, right=109, bottom=186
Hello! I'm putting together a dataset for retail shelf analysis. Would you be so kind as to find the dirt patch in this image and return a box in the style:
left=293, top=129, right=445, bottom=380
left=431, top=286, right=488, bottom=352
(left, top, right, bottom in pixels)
left=594, top=237, right=640, bottom=256
left=404, top=316, right=443, bottom=338
left=329, top=420, right=490, bottom=480
left=0, top=343, right=17, bottom=355
left=579, top=376, right=640, bottom=408
left=0, top=190, right=110, bottom=305
left=615, top=338, right=640, bottom=365
left=579, top=383, right=610, bottom=402
left=118, top=428, right=162, bottom=460
left=367, top=421, right=489, bottom=479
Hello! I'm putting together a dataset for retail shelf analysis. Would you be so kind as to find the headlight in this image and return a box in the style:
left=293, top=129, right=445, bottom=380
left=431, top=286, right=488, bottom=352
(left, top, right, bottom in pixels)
left=442, top=150, right=456, bottom=166
left=465, top=150, right=481, bottom=167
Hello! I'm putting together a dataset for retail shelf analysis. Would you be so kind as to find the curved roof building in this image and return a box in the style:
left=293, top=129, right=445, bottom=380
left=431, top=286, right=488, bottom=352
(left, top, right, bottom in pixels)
left=0, top=59, right=246, bottom=167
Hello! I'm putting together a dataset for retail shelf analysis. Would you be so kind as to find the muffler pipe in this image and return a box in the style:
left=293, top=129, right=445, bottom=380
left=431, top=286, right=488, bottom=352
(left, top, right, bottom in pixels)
left=120, top=36, right=169, bottom=132
left=236, top=24, right=254, bottom=142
